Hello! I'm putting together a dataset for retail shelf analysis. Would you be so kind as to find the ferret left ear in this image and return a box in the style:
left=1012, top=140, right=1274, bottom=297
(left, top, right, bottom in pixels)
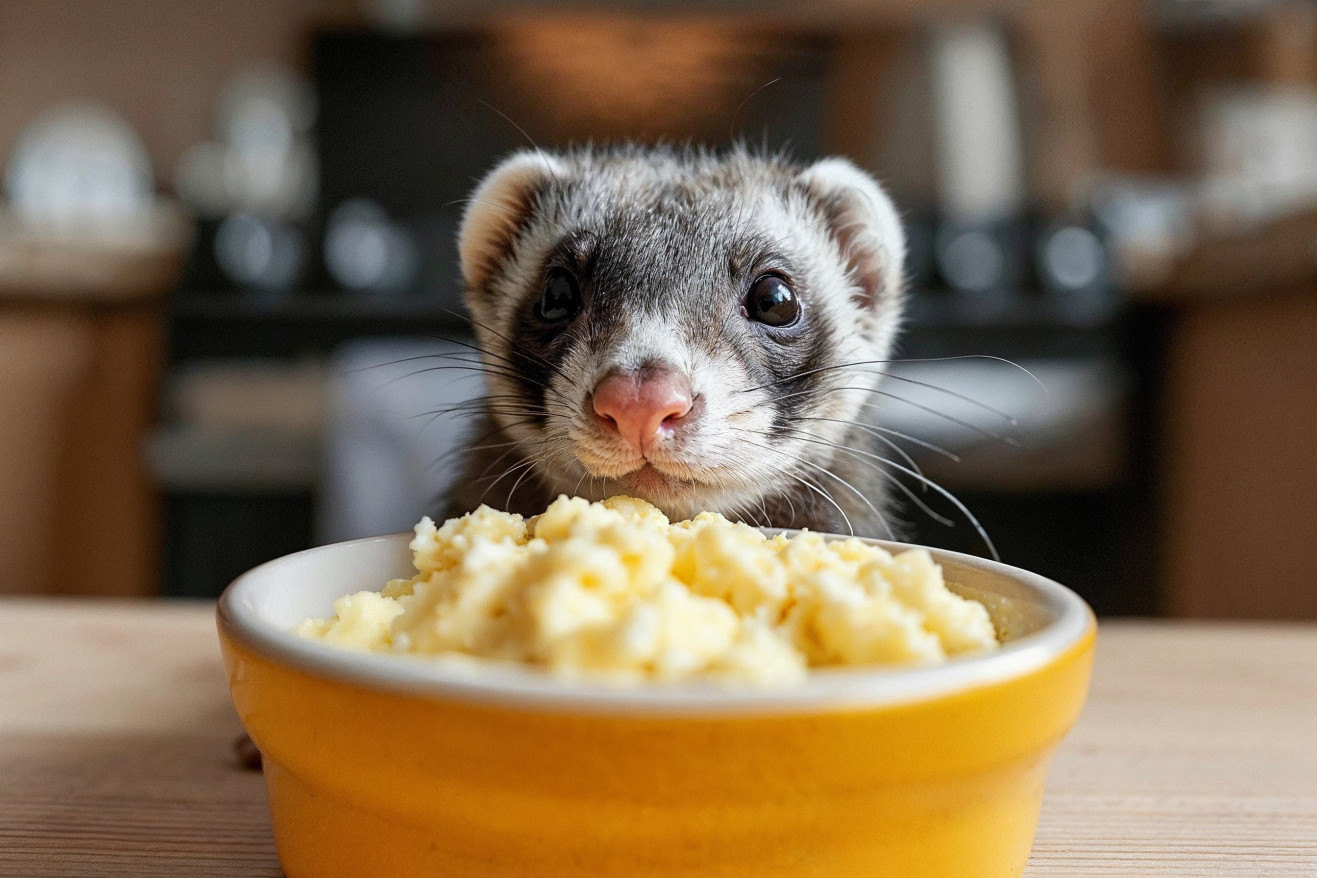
left=798, top=158, right=905, bottom=309
left=459, top=150, right=565, bottom=294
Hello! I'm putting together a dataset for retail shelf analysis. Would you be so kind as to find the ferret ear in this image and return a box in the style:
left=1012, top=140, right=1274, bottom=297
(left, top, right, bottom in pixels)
left=798, top=158, right=905, bottom=309
left=458, top=150, right=564, bottom=293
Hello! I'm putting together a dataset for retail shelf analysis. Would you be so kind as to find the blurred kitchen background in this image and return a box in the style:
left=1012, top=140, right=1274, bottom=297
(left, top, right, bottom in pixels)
left=1, top=0, right=1313, bottom=619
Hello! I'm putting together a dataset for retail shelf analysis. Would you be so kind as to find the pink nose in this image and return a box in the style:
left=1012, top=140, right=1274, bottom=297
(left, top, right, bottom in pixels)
left=592, top=368, right=693, bottom=454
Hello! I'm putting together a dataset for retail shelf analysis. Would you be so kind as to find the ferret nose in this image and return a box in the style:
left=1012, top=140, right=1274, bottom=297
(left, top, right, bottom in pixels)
left=592, top=368, right=693, bottom=454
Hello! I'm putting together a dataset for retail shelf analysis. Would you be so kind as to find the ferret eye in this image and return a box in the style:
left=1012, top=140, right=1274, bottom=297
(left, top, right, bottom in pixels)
left=745, top=275, right=801, bottom=327
left=536, top=269, right=582, bottom=323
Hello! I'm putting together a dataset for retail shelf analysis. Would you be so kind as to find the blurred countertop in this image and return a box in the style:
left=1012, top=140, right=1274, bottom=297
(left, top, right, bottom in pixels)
left=0, top=206, right=190, bottom=304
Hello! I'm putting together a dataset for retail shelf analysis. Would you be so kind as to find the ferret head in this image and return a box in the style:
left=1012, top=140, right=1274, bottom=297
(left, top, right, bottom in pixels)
left=457, top=144, right=905, bottom=524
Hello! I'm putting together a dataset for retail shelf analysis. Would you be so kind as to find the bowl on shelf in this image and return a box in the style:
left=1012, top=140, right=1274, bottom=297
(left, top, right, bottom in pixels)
left=217, top=530, right=1095, bottom=878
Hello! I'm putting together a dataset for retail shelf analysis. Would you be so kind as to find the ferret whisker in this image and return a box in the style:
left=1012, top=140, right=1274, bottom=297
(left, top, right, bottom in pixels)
left=887, top=355, right=1050, bottom=397
left=426, top=419, right=542, bottom=477
left=343, top=352, right=463, bottom=376
left=731, top=495, right=758, bottom=528
left=728, top=77, right=782, bottom=142
left=440, top=196, right=519, bottom=221
left=800, top=458, right=890, bottom=540
left=737, top=491, right=767, bottom=529
left=841, top=367, right=1018, bottom=425
left=473, top=443, right=546, bottom=483
left=853, top=422, right=962, bottom=463
left=418, top=410, right=539, bottom=439
left=475, top=99, right=552, bottom=167
left=374, top=362, right=521, bottom=389
left=410, top=393, right=525, bottom=413
left=480, top=403, right=568, bottom=417
left=724, top=439, right=853, bottom=536
left=476, top=458, right=540, bottom=506
left=750, top=502, right=767, bottom=529
left=482, top=412, right=559, bottom=425
left=346, top=342, right=542, bottom=387
left=776, top=384, right=1020, bottom=447
left=413, top=351, right=551, bottom=388
left=473, top=459, right=530, bottom=496
left=406, top=333, right=576, bottom=407
left=360, top=334, right=541, bottom=382
left=726, top=498, right=751, bottom=526
left=427, top=440, right=518, bottom=479
left=791, top=415, right=931, bottom=485
left=748, top=431, right=944, bottom=540
left=440, top=310, right=555, bottom=369
left=733, top=432, right=886, bottom=538
left=425, top=437, right=522, bottom=474
left=780, top=430, right=997, bottom=560
left=768, top=428, right=954, bottom=527
left=413, top=397, right=560, bottom=423
left=504, top=458, right=541, bottom=507
left=743, top=354, right=1047, bottom=401
left=414, top=404, right=484, bottom=427
left=845, top=397, right=1012, bottom=456
left=388, top=362, right=574, bottom=408
left=419, top=398, right=572, bottom=421
left=792, top=471, right=853, bottom=537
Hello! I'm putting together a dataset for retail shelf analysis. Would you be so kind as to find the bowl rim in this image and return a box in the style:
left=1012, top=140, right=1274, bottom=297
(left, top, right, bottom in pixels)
left=218, top=530, right=1095, bottom=716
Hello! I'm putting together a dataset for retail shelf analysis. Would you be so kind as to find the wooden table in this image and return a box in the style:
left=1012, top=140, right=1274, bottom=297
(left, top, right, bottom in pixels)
left=2, top=600, right=1314, bottom=876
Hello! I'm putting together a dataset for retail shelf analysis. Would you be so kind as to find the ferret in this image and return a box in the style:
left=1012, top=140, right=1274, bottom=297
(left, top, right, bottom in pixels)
left=445, top=144, right=908, bottom=538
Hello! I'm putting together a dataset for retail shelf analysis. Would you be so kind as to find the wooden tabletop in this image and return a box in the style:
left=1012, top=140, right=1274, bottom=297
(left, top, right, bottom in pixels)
left=1, top=599, right=1314, bottom=876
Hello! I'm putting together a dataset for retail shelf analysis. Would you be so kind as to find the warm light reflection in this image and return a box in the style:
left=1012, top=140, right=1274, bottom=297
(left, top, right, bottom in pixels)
left=490, top=17, right=801, bottom=142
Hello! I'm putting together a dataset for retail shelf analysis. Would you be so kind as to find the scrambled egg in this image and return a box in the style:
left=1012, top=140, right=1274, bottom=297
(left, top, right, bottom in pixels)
left=296, top=496, right=999, bottom=685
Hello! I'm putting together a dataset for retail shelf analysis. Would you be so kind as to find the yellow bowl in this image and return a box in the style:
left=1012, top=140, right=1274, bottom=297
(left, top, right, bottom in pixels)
left=218, top=531, right=1094, bottom=878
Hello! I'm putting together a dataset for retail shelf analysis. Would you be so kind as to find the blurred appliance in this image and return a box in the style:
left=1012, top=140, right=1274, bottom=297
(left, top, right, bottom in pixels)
left=175, top=65, right=318, bottom=296
left=174, top=65, right=318, bottom=223
left=323, top=198, right=419, bottom=296
left=919, top=21, right=1117, bottom=325
left=929, top=20, right=1026, bottom=304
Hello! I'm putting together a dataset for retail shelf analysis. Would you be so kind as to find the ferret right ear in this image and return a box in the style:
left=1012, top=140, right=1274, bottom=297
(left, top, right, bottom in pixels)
left=798, top=158, right=906, bottom=310
left=458, top=150, right=564, bottom=293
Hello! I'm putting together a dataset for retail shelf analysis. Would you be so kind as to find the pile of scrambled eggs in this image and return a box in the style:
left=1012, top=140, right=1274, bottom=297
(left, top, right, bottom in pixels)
left=296, top=496, right=999, bottom=684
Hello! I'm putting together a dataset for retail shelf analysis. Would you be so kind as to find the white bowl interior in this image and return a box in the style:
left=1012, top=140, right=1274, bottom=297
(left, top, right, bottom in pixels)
left=219, top=531, right=1093, bottom=714
left=225, top=533, right=417, bottom=630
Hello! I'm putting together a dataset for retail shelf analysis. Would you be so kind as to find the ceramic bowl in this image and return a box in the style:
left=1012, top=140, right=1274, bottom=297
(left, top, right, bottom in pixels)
left=218, top=531, right=1095, bottom=878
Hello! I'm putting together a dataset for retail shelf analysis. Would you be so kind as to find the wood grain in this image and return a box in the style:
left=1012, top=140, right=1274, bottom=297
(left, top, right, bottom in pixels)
left=1, top=601, right=1314, bottom=876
